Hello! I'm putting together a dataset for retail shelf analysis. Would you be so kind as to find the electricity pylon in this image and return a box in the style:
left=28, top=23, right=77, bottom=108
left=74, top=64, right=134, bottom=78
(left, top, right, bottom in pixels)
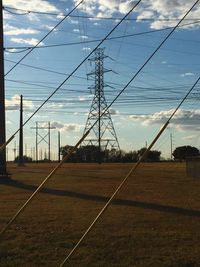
left=82, top=48, right=120, bottom=163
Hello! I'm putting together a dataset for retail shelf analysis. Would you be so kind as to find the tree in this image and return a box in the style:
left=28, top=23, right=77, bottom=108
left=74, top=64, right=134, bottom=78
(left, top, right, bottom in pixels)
left=60, top=145, right=76, bottom=162
left=60, top=144, right=162, bottom=163
left=137, top=147, right=161, bottom=162
left=122, top=151, right=138, bottom=162
left=14, top=155, right=32, bottom=163
left=173, top=146, right=199, bottom=161
left=148, top=150, right=161, bottom=162
left=77, top=145, right=100, bottom=162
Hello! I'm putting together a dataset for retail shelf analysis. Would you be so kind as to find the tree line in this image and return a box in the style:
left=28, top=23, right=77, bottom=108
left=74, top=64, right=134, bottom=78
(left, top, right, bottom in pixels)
left=13, top=145, right=200, bottom=163
left=60, top=145, right=161, bottom=163
left=60, top=145, right=200, bottom=163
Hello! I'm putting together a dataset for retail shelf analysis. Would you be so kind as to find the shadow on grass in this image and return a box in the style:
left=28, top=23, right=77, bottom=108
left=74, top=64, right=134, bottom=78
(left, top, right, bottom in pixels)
left=1, top=178, right=200, bottom=218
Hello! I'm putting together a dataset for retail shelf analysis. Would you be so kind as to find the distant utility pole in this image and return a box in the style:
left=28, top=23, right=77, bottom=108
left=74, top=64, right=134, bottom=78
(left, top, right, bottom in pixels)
left=58, top=131, right=61, bottom=162
left=13, top=141, right=16, bottom=161
left=0, top=0, right=8, bottom=178
left=31, top=121, right=55, bottom=162
left=18, top=95, right=24, bottom=166
left=170, top=133, right=173, bottom=161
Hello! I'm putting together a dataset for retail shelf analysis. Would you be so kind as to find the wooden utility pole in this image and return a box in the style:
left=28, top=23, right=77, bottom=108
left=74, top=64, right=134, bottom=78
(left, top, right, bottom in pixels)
left=0, top=0, right=8, bottom=177
left=18, top=95, right=24, bottom=166
left=58, top=131, right=61, bottom=162
left=170, top=133, right=173, bottom=161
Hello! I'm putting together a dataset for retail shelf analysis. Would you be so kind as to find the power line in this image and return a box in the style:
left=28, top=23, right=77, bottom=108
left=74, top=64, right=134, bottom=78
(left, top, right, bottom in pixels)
left=4, top=20, right=200, bottom=51
left=0, top=0, right=143, bottom=235
left=59, top=2, right=200, bottom=263
left=4, top=0, right=85, bottom=76
left=5, top=59, right=88, bottom=82
left=1, top=0, right=143, bottom=152
left=1, top=0, right=199, bottom=249
left=4, top=5, right=200, bottom=22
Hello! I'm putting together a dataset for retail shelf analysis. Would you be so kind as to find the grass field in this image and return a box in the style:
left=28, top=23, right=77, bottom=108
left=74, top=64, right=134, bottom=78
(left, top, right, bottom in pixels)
left=1, top=162, right=200, bottom=267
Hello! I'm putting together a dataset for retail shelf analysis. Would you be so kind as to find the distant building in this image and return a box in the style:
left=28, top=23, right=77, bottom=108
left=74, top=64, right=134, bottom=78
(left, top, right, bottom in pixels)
left=186, top=157, right=200, bottom=178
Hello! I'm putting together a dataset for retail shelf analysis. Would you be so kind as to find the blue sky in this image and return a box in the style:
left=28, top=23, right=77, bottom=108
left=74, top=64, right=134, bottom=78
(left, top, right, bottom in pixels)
left=3, top=0, right=200, bottom=160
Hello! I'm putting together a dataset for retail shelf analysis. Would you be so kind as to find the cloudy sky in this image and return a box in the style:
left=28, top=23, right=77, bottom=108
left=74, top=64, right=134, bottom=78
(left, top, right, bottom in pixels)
left=3, top=0, right=200, bottom=160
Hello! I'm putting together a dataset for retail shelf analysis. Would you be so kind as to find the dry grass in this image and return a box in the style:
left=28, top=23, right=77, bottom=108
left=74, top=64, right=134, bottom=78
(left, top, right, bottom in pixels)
left=1, top=162, right=200, bottom=267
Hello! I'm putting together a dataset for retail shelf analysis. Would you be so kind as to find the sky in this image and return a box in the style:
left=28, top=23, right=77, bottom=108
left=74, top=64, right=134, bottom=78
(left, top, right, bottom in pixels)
left=2, top=0, right=200, bottom=160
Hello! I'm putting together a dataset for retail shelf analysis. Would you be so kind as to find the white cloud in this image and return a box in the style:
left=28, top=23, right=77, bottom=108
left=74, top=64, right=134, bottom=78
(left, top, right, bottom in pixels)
left=3, top=0, right=59, bottom=13
left=69, top=19, right=79, bottom=25
left=79, top=35, right=89, bottom=39
left=10, top=37, right=44, bottom=46
left=56, top=13, right=65, bottom=19
left=73, top=0, right=200, bottom=29
left=93, top=22, right=101, bottom=26
left=138, top=0, right=200, bottom=29
left=180, top=72, right=195, bottom=77
left=109, top=108, right=118, bottom=115
left=82, top=47, right=91, bottom=51
left=79, top=96, right=86, bottom=101
left=3, top=0, right=60, bottom=23
left=4, top=24, right=39, bottom=36
left=6, top=95, right=34, bottom=110
left=73, top=28, right=80, bottom=32
left=129, top=109, right=200, bottom=131
left=50, top=121, right=84, bottom=132
left=43, top=24, right=55, bottom=31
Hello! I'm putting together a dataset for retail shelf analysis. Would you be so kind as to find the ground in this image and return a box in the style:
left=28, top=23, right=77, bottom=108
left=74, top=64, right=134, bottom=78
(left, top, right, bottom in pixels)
left=0, top=162, right=200, bottom=267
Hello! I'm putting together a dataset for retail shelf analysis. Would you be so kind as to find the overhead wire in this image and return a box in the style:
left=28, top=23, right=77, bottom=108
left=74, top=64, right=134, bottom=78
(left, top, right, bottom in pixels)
left=0, top=0, right=199, bottom=250
left=3, top=7, right=30, bottom=16
left=4, top=20, right=200, bottom=51
left=5, top=59, right=87, bottom=80
left=0, top=0, right=143, bottom=152
left=0, top=0, right=144, bottom=235
left=4, top=5, right=200, bottom=22
left=5, top=76, right=198, bottom=108
left=4, top=0, right=85, bottom=76
left=58, top=0, right=200, bottom=263
left=77, top=2, right=89, bottom=79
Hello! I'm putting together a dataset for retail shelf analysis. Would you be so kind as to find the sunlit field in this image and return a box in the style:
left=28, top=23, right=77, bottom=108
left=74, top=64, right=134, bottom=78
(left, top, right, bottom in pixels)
left=1, top=162, right=200, bottom=267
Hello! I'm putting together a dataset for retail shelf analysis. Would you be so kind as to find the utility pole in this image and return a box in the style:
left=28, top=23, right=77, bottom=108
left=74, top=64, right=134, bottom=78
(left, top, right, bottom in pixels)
left=36, top=122, right=38, bottom=162
left=170, top=133, right=173, bottom=161
left=0, top=0, right=8, bottom=178
left=18, top=95, right=24, bottom=166
left=31, top=121, right=55, bottom=162
left=48, top=121, right=51, bottom=161
left=25, top=144, right=27, bottom=157
left=58, top=131, right=61, bottom=162
left=13, top=141, right=16, bottom=161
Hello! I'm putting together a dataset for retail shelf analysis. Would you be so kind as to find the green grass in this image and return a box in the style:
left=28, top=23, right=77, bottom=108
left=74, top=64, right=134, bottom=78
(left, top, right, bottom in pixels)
left=1, top=162, right=200, bottom=266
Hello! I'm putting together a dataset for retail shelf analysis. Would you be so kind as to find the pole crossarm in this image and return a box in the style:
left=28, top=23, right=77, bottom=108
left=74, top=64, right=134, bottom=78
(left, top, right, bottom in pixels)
left=31, top=122, right=56, bottom=161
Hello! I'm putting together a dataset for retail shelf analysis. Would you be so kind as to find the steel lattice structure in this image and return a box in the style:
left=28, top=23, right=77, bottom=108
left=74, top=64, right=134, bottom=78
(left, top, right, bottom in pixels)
left=82, top=48, right=120, bottom=162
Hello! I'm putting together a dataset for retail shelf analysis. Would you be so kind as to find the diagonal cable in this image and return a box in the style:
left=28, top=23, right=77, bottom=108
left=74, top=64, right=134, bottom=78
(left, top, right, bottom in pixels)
left=0, top=1, right=143, bottom=235
left=4, top=20, right=200, bottom=51
left=60, top=74, right=200, bottom=265
left=0, top=0, right=199, bottom=240
left=0, top=0, right=142, bottom=152
left=58, top=0, right=200, bottom=265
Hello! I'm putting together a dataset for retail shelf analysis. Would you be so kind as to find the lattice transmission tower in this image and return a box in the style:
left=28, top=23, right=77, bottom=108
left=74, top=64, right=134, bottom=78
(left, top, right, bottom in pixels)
left=82, top=48, right=120, bottom=162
